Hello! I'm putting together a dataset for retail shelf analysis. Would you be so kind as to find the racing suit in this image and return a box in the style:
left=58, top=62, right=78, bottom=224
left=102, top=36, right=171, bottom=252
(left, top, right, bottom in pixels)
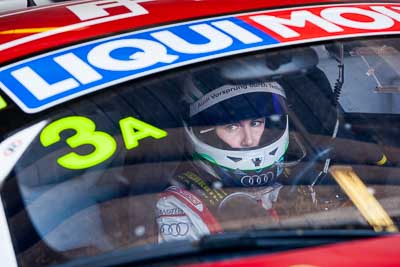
left=156, top=162, right=283, bottom=243
left=155, top=161, right=350, bottom=243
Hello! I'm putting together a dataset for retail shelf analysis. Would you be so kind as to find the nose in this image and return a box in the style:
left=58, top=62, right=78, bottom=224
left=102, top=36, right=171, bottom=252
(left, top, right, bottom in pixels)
left=241, top=124, right=254, bottom=147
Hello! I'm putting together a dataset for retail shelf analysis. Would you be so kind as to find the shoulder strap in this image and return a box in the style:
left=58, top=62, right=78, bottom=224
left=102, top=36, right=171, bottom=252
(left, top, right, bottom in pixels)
left=164, top=186, right=223, bottom=234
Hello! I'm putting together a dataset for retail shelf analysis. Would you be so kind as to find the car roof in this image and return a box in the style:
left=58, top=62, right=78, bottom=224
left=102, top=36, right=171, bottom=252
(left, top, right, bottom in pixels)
left=0, top=0, right=386, bottom=65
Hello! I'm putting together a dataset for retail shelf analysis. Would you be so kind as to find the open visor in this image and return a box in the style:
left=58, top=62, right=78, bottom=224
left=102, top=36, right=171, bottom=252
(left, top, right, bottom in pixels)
left=187, top=82, right=288, bottom=151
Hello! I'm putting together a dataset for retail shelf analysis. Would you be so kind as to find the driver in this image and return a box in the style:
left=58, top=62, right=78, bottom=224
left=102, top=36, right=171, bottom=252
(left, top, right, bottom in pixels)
left=156, top=61, right=294, bottom=242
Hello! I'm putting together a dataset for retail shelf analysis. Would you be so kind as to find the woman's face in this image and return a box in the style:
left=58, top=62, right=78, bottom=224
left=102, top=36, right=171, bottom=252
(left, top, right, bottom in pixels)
left=215, top=118, right=265, bottom=148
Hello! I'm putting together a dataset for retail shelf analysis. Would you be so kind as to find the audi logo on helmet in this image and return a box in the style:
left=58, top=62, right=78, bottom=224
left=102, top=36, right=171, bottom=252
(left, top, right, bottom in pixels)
left=240, top=172, right=275, bottom=186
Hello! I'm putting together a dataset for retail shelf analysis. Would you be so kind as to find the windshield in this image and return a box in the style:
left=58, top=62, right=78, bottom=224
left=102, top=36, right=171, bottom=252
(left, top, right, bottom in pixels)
left=1, top=37, right=400, bottom=266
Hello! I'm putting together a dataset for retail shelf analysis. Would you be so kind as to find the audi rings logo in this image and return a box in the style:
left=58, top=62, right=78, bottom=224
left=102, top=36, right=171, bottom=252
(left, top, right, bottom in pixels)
left=240, top=172, right=275, bottom=186
left=160, top=223, right=189, bottom=236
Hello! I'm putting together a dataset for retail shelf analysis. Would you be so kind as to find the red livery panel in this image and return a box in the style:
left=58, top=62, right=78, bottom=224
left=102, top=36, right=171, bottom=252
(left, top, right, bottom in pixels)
left=239, top=5, right=400, bottom=42
left=0, top=0, right=345, bottom=65
left=185, top=235, right=400, bottom=267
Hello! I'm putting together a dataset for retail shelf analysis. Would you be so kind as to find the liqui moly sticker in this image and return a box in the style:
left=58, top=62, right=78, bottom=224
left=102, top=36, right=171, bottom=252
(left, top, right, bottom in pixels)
left=1, top=3, right=400, bottom=113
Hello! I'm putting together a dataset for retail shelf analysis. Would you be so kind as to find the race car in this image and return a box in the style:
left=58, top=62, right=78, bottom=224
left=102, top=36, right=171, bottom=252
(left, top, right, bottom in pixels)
left=1, top=0, right=400, bottom=266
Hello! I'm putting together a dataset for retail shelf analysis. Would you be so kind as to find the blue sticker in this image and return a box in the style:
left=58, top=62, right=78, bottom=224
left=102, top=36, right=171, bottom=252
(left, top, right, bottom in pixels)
left=0, top=17, right=278, bottom=113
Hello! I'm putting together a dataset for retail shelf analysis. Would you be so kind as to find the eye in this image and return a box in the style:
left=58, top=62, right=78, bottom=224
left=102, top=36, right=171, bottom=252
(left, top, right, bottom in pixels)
left=225, top=124, right=239, bottom=132
left=250, top=118, right=265, bottom=127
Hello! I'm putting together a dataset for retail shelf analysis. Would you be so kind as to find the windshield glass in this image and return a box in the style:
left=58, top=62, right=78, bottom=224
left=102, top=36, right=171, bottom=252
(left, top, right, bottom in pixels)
left=1, top=37, right=400, bottom=266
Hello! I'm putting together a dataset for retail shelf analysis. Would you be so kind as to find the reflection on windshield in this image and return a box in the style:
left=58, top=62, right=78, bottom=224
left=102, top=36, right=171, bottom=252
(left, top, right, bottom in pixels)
left=1, top=37, right=400, bottom=266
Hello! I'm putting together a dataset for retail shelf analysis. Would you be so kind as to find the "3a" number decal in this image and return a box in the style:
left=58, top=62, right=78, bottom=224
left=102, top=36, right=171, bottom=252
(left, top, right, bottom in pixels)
left=40, top=116, right=167, bottom=170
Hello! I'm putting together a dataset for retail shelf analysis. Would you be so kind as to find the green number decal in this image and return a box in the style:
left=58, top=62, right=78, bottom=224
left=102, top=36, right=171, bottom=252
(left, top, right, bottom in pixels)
left=119, top=117, right=167, bottom=149
left=0, top=95, right=7, bottom=110
left=40, top=116, right=117, bottom=170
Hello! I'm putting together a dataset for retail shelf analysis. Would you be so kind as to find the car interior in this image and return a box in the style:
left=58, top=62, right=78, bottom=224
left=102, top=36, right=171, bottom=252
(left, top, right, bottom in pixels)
left=2, top=40, right=400, bottom=266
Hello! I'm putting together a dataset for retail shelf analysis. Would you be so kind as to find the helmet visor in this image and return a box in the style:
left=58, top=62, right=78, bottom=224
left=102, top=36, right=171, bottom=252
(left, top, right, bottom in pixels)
left=188, top=82, right=288, bottom=151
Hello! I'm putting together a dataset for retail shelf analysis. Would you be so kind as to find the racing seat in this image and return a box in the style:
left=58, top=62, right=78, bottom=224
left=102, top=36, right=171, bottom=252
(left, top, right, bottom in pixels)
left=276, top=47, right=388, bottom=185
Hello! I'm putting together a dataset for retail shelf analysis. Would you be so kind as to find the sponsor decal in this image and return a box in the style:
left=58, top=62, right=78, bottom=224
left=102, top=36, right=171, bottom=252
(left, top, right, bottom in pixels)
left=40, top=115, right=167, bottom=170
left=0, top=16, right=274, bottom=112
left=160, top=223, right=190, bottom=236
left=157, top=208, right=185, bottom=217
left=2, top=4, right=400, bottom=113
left=66, top=0, right=151, bottom=21
left=166, top=185, right=222, bottom=233
left=190, top=82, right=284, bottom=117
left=167, top=186, right=204, bottom=212
left=183, top=171, right=227, bottom=202
left=240, top=172, right=275, bottom=186
left=0, top=0, right=151, bottom=51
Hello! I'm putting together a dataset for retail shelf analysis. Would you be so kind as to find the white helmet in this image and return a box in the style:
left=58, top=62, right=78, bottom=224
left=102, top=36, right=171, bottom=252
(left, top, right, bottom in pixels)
left=182, top=62, right=290, bottom=187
